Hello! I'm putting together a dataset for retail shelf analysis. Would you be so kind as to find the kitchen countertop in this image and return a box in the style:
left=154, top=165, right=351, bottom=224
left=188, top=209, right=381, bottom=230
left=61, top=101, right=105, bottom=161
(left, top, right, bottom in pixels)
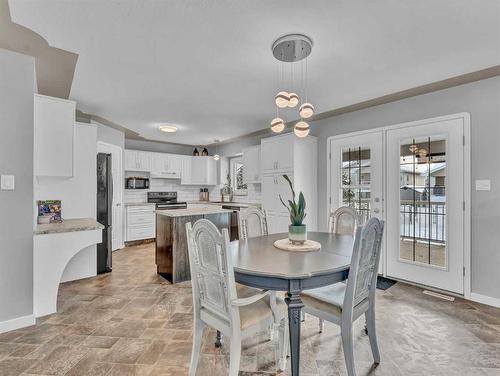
left=156, top=207, right=233, bottom=218
left=187, top=201, right=261, bottom=208
left=34, top=218, right=104, bottom=235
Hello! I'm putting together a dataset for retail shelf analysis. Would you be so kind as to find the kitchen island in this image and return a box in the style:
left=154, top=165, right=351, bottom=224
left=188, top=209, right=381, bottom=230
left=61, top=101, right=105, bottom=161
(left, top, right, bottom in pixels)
left=155, top=207, right=232, bottom=283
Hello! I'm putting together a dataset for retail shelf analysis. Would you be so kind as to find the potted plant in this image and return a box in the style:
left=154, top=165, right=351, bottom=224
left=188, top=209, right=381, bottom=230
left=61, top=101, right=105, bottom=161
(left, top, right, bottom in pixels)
left=221, top=173, right=233, bottom=202
left=279, top=174, right=307, bottom=244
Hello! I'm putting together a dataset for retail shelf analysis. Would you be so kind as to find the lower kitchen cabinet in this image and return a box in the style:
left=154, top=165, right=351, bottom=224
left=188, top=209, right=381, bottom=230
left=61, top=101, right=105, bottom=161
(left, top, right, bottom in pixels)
left=126, top=204, right=156, bottom=241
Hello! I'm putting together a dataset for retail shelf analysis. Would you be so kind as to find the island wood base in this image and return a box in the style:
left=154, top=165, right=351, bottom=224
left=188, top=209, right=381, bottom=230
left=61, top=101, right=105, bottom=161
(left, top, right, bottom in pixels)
left=155, top=212, right=230, bottom=283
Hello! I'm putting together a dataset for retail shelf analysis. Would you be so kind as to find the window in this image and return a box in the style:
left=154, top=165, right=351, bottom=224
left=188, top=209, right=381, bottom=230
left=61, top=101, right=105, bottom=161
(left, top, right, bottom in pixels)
left=230, top=156, right=247, bottom=195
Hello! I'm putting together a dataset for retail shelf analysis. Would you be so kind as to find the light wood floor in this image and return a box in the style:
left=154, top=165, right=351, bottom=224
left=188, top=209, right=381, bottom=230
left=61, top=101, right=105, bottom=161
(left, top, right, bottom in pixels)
left=0, top=243, right=499, bottom=375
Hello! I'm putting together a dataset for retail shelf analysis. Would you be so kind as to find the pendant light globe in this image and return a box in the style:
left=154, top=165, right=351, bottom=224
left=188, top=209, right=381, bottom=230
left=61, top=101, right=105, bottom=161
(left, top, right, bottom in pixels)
left=299, top=102, right=314, bottom=119
left=270, top=117, right=285, bottom=133
left=294, top=120, right=310, bottom=138
left=288, top=93, right=299, bottom=108
left=275, top=91, right=290, bottom=108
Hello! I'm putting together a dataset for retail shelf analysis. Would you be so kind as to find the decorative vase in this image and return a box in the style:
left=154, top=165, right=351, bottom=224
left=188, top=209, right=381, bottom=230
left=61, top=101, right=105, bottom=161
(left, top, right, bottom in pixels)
left=289, top=225, right=307, bottom=245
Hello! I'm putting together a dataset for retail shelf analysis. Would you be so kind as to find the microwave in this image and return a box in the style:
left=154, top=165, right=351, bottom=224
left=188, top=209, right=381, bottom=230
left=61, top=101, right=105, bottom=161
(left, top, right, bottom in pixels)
left=126, top=177, right=150, bottom=189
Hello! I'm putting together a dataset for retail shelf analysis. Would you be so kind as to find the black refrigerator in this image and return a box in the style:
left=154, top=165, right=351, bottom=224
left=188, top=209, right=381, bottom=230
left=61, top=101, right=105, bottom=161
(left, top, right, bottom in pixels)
left=97, top=153, right=113, bottom=274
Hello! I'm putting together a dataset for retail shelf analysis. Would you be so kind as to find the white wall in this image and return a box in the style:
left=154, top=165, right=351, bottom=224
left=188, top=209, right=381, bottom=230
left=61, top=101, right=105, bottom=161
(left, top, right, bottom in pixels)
left=125, top=139, right=200, bottom=155
left=35, top=123, right=98, bottom=282
left=96, top=122, right=125, bottom=149
left=0, top=49, right=35, bottom=328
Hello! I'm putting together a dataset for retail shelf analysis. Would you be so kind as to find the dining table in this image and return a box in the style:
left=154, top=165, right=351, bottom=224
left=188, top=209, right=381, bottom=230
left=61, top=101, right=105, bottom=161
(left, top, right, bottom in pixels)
left=229, top=231, right=354, bottom=376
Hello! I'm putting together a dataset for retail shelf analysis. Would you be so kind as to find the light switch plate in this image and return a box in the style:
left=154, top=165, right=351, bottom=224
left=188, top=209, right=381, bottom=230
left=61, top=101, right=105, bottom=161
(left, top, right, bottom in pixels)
left=0, top=175, right=15, bottom=190
left=475, top=179, right=491, bottom=191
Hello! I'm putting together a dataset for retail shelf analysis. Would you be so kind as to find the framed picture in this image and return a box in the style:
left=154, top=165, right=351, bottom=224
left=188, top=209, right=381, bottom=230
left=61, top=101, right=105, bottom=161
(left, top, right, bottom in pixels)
left=37, top=200, right=62, bottom=224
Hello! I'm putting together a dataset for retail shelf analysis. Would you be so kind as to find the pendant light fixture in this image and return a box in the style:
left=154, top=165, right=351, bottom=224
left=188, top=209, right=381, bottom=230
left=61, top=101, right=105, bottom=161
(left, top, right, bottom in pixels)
left=294, top=120, right=310, bottom=138
left=275, top=91, right=290, bottom=108
left=213, top=139, right=220, bottom=161
left=299, top=102, right=314, bottom=118
left=271, top=117, right=285, bottom=133
left=270, top=34, right=315, bottom=137
left=288, top=92, right=299, bottom=108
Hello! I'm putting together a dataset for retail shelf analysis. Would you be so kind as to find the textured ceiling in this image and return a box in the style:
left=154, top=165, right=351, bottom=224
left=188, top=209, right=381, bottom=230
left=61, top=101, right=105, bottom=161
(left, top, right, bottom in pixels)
left=9, top=0, right=500, bottom=145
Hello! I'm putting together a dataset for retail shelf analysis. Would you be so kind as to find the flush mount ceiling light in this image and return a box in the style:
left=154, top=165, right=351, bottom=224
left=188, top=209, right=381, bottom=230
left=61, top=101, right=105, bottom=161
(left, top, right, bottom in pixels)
left=271, top=117, right=285, bottom=133
left=294, top=120, right=310, bottom=138
left=270, top=33, right=315, bottom=137
left=159, top=124, right=178, bottom=133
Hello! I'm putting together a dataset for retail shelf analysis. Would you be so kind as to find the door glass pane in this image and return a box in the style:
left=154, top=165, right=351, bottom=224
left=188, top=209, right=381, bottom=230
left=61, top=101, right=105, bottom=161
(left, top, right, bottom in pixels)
left=341, top=147, right=371, bottom=223
left=399, top=136, right=446, bottom=268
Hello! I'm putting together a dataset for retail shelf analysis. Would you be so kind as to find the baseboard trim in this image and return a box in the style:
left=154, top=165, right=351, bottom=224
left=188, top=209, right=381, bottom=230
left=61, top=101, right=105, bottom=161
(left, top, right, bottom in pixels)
left=470, top=293, right=500, bottom=309
left=0, top=314, right=35, bottom=334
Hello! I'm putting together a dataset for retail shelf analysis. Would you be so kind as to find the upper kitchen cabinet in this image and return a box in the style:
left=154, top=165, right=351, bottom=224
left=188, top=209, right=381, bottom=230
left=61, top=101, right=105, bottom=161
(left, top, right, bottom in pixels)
left=151, top=153, right=181, bottom=178
left=261, top=135, right=293, bottom=173
left=243, top=145, right=261, bottom=183
left=34, top=94, right=76, bottom=177
left=124, top=150, right=151, bottom=172
left=261, top=133, right=318, bottom=233
left=181, top=156, right=216, bottom=185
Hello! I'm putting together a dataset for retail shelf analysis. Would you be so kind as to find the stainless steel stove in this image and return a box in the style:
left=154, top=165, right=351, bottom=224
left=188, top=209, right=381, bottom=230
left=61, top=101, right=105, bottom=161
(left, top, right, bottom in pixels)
left=147, top=192, right=187, bottom=210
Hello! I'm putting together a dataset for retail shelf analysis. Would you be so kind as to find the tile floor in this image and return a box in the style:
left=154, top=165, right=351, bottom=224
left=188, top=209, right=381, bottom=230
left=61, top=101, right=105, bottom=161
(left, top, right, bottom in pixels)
left=0, top=243, right=499, bottom=375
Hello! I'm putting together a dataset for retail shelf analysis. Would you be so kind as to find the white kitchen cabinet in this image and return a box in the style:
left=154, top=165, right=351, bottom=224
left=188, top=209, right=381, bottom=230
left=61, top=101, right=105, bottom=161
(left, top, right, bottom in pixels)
left=261, top=135, right=294, bottom=173
left=181, top=156, right=217, bottom=185
left=126, top=204, right=156, bottom=241
left=267, top=211, right=291, bottom=235
left=261, top=133, right=318, bottom=233
left=151, top=153, right=181, bottom=178
left=262, top=173, right=294, bottom=213
left=243, top=145, right=261, bottom=183
left=124, top=150, right=151, bottom=172
left=34, top=94, right=76, bottom=177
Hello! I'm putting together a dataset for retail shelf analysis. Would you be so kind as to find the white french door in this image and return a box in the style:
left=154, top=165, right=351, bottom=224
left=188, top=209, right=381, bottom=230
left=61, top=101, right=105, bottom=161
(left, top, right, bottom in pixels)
left=386, top=117, right=465, bottom=294
left=330, top=132, right=385, bottom=271
left=329, top=114, right=469, bottom=294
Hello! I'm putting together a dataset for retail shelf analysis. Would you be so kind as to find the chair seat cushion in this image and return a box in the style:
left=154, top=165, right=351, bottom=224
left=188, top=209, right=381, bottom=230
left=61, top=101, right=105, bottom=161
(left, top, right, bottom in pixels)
left=237, top=284, right=286, bottom=330
left=300, top=283, right=346, bottom=317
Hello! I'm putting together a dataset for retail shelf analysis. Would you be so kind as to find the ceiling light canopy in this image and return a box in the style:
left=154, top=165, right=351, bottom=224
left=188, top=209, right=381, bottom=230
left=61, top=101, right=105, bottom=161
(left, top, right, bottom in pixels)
left=159, top=124, right=178, bottom=133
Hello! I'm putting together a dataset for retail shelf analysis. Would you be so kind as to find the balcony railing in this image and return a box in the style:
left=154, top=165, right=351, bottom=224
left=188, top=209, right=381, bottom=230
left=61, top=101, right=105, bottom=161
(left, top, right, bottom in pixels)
left=400, top=200, right=446, bottom=243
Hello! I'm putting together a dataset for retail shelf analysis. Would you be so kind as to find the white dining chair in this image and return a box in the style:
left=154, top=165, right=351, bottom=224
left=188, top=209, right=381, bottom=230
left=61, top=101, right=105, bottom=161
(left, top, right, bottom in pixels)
left=328, top=206, right=361, bottom=235
left=313, top=206, right=362, bottom=331
left=238, top=207, right=285, bottom=339
left=301, top=217, right=385, bottom=376
left=186, top=219, right=288, bottom=376
left=238, top=207, right=268, bottom=239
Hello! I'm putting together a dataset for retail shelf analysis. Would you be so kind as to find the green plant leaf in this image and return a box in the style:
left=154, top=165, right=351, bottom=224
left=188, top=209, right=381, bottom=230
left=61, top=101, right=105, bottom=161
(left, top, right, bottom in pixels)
left=282, top=174, right=295, bottom=200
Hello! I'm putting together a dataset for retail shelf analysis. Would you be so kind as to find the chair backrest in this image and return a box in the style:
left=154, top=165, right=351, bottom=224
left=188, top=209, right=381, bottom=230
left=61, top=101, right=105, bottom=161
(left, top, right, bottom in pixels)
left=328, top=206, right=360, bottom=235
left=238, top=207, right=268, bottom=240
left=186, top=219, right=238, bottom=324
left=343, top=217, right=384, bottom=311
